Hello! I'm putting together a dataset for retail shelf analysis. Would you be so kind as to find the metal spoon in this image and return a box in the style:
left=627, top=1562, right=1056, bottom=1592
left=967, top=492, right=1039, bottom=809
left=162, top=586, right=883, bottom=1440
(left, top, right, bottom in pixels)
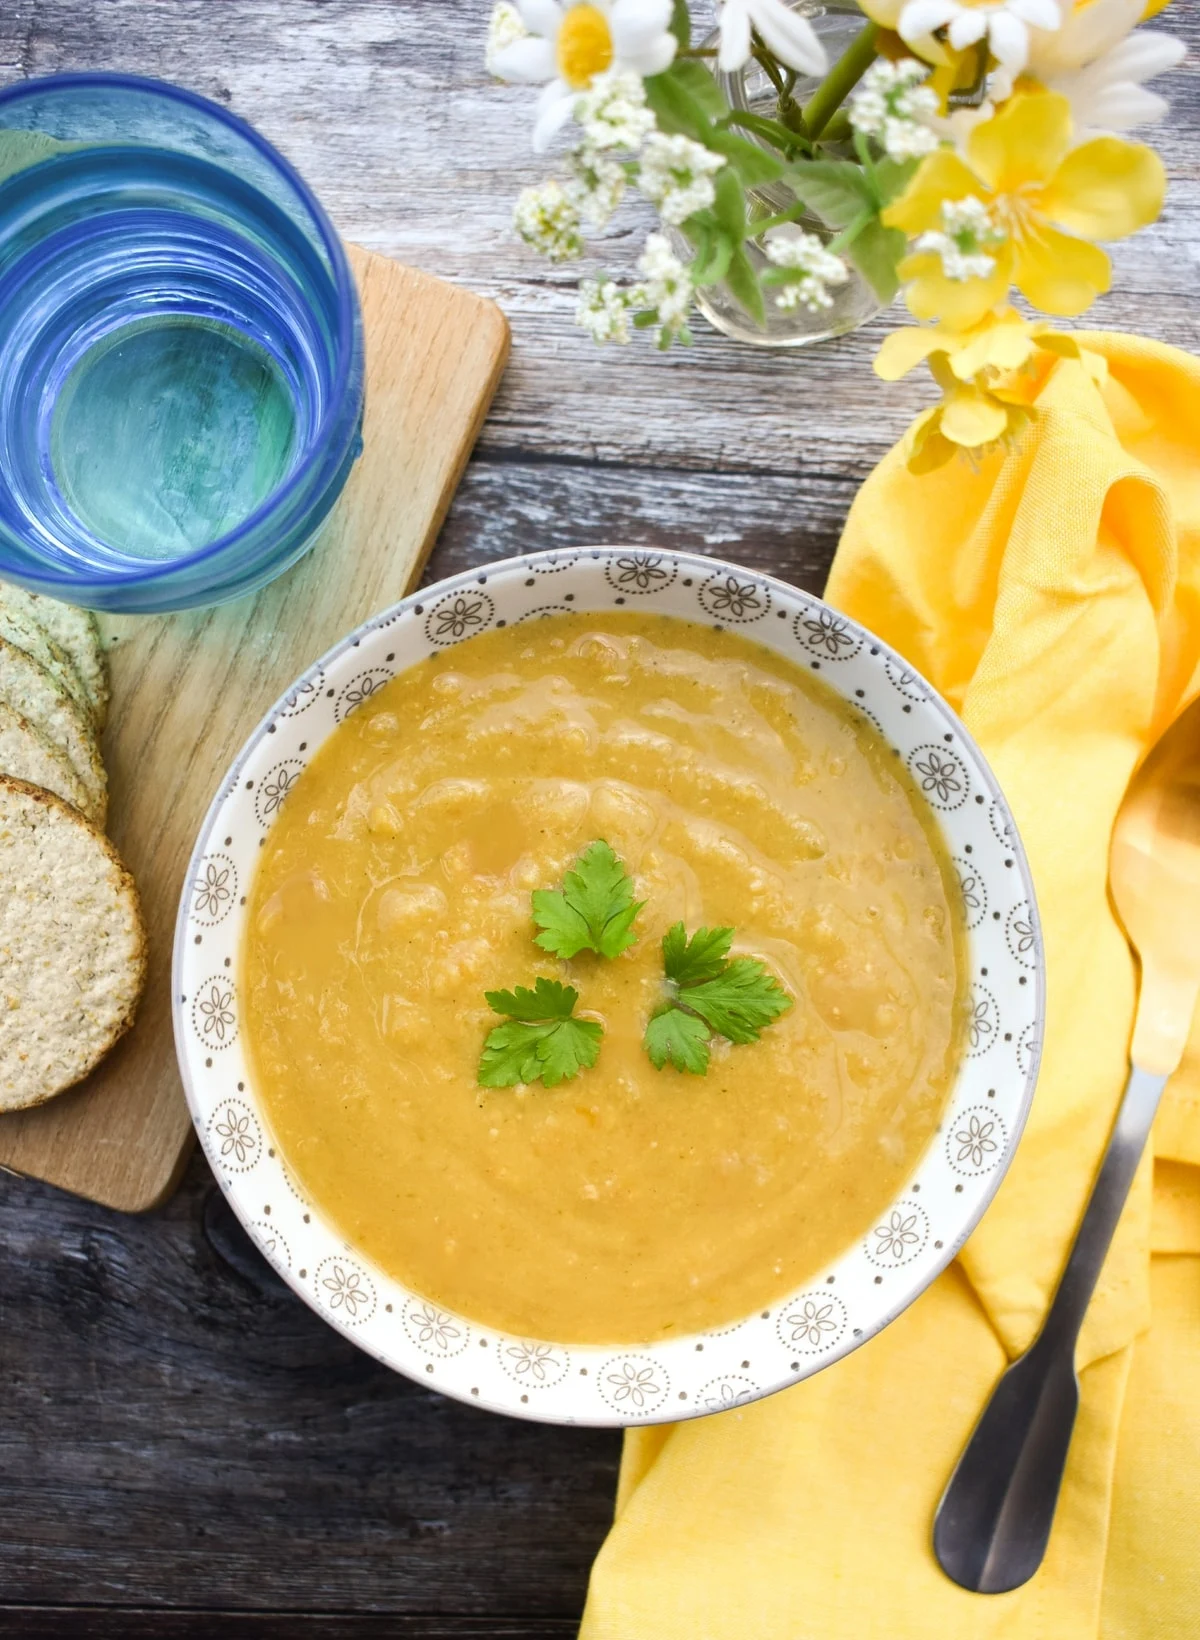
left=934, top=694, right=1200, bottom=1594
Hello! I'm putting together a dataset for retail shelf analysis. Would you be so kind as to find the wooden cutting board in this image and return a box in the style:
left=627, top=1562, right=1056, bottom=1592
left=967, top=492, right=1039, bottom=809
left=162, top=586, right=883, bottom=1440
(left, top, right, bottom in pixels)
left=0, top=245, right=510, bottom=1212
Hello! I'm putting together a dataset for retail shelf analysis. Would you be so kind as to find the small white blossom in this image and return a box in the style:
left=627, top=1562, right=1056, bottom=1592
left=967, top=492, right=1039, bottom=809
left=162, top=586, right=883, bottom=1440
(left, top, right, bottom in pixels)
left=486, top=2, right=528, bottom=78
left=914, top=195, right=1007, bottom=282
left=576, top=68, right=657, bottom=151
left=849, top=58, right=940, bottom=162
left=764, top=225, right=849, bottom=312
left=635, top=231, right=694, bottom=342
left=637, top=132, right=725, bottom=226
left=513, top=178, right=584, bottom=261
left=576, top=277, right=634, bottom=344
left=566, top=145, right=626, bottom=227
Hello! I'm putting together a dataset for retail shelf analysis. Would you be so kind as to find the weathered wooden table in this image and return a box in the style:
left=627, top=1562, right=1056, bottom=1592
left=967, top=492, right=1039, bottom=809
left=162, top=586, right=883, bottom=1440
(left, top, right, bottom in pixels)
left=1, top=3, right=1195, bottom=1635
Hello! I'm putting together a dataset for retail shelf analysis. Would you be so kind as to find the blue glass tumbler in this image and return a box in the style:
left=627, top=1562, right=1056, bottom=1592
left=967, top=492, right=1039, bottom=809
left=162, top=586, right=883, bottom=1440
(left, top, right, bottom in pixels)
left=0, top=74, right=364, bottom=613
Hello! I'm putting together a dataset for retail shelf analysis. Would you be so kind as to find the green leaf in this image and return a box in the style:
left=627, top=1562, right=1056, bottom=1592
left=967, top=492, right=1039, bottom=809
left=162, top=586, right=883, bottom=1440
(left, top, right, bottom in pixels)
left=646, top=924, right=792, bottom=1073
left=480, top=979, right=604, bottom=1088
left=682, top=957, right=792, bottom=1044
left=706, top=125, right=785, bottom=187
left=484, top=977, right=579, bottom=1022
left=644, top=1006, right=711, bottom=1074
left=531, top=839, right=643, bottom=960
left=644, top=60, right=727, bottom=142
left=666, top=59, right=730, bottom=124
left=722, top=244, right=765, bottom=327
left=478, top=1015, right=603, bottom=1088
left=536, top=1015, right=604, bottom=1085
left=785, top=159, right=872, bottom=229
left=691, top=229, right=735, bottom=287
left=711, top=166, right=746, bottom=241
left=843, top=214, right=906, bottom=303
left=872, top=155, right=919, bottom=207
left=662, top=922, right=734, bottom=986
left=668, top=0, right=691, bottom=50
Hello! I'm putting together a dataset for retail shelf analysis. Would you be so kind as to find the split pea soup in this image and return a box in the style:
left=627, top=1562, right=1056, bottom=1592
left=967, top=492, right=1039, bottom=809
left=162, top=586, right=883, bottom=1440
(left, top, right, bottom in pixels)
left=243, top=612, right=967, bottom=1344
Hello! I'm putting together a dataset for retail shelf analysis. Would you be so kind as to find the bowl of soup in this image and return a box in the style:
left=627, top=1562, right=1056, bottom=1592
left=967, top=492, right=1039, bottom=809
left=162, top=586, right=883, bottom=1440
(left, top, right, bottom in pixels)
left=174, top=549, right=1043, bottom=1423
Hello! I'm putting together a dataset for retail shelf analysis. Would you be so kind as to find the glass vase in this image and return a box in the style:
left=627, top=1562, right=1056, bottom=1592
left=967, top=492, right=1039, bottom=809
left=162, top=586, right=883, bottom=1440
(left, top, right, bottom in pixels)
left=677, top=1, right=883, bottom=349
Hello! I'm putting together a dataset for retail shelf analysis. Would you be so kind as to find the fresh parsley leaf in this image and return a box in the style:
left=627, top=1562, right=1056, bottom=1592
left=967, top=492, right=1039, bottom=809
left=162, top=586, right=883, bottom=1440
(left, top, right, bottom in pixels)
left=483, top=977, right=578, bottom=1022
left=682, top=958, right=791, bottom=1044
left=479, top=980, right=603, bottom=1089
left=661, top=922, right=733, bottom=986
left=645, top=921, right=792, bottom=1071
left=531, top=840, right=644, bottom=960
left=644, top=1005, right=712, bottom=1075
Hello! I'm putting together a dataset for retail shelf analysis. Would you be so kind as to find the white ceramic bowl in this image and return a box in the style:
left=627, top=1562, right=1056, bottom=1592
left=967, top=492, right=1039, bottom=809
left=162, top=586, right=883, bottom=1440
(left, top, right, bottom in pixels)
left=174, top=549, right=1044, bottom=1425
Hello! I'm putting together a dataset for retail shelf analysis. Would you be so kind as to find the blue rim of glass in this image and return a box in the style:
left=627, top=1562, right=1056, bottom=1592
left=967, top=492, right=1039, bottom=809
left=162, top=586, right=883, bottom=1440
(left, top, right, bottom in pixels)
left=0, top=71, right=362, bottom=590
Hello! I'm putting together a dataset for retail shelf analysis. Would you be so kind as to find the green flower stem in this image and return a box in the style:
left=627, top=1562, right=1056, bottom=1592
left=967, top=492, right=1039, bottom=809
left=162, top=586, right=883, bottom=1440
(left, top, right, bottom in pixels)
left=801, top=21, right=879, bottom=140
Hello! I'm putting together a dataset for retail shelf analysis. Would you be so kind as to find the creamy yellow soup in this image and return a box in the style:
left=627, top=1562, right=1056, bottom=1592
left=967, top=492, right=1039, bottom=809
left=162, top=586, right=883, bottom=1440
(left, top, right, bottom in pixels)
left=243, top=612, right=966, bottom=1343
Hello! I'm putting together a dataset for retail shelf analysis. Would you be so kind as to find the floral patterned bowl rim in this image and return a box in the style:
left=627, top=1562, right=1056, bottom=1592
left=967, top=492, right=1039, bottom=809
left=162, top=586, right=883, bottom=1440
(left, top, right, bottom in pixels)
left=174, top=547, right=1045, bottom=1426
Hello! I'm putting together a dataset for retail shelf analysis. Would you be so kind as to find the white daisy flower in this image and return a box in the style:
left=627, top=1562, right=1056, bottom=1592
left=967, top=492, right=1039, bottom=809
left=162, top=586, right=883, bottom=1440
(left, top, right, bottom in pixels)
left=1020, top=0, right=1186, bottom=134
left=487, top=3, right=529, bottom=77
left=491, top=0, right=678, bottom=151
left=716, top=0, right=828, bottom=76
left=866, top=0, right=1061, bottom=76
left=576, top=67, right=657, bottom=149
left=637, top=132, right=726, bottom=225
left=635, top=231, right=694, bottom=341
left=849, top=58, right=940, bottom=161
left=764, top=225, right=849, bottom=311
left=913, top=195, right=1007, bottom=280
left=566, top=144, right=627, bottom=225
left=576, top=277, right=634, bottom=342
left=513, top=178, right=585, bottom=259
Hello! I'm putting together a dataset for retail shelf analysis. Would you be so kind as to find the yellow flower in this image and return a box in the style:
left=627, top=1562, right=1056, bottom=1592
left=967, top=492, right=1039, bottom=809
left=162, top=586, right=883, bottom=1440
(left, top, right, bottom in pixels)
left=905, top=385, right=1032, bottom=473
left=882, top=90, right=1165, bottom=326
left=875, top=308, right=1079, bottom=383
left=876, top=309, right=1088, bottom=471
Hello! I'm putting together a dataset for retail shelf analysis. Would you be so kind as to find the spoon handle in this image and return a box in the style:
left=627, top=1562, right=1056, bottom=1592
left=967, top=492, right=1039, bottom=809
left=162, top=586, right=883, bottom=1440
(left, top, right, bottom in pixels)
left=933, top=1063, right=1168, bottom=1594
left=1040, top=1065, right=1167, bottom=1348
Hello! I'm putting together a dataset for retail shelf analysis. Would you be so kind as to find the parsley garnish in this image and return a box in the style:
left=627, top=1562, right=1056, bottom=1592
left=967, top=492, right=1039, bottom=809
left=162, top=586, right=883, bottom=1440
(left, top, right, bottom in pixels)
left=644, top=922, right=792, bottom=1075
left=478, top=977, right=603, bottom=1089
left=532, top=839, right=644, bottom=961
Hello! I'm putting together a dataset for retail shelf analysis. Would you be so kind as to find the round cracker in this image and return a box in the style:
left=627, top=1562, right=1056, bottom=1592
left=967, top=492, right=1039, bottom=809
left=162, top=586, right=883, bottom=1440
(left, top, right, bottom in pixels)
left=0, top=584, right=108, bottom=730
left=0, top=636, right=106, bottom=824
left=0, top=776, right=146, bottom=1111
left=0, top=596, right=94, bottom=728
left=0, top=702, right=97, bottom=821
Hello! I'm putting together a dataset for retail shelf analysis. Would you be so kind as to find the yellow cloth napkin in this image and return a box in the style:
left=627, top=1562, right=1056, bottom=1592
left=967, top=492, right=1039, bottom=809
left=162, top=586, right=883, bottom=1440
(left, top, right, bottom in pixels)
left=579, top=333, right=1200, bottom=1640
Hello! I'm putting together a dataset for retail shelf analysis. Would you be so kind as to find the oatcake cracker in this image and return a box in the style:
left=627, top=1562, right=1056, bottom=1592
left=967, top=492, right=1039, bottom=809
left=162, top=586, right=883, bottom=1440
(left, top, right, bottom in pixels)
left=0, top=702, right=96, bottom=821
left=0, top=777, right=145, bottom=1111
left=0, top=584, right=108, bottom=730
left=0, top=637, right=106, bottom=823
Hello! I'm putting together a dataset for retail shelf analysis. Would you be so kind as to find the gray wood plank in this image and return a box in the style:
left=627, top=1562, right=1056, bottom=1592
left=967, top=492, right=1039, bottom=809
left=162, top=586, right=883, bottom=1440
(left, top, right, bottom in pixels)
left=0, top=1154, right=619, bottom=1613
left=0, top=1614, right=577, bottom=1639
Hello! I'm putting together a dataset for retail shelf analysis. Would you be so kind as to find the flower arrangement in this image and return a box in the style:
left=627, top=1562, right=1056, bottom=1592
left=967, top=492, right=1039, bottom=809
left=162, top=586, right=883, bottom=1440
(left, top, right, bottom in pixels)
left=487, top=0, right=1184, bottom=468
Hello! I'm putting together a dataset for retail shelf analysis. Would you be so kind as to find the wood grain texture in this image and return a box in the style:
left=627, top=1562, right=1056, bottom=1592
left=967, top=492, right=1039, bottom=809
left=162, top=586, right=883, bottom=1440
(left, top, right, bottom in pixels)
left=0, top=246, right=509, bottom=1211
left=0, top=1617, right=579, bottom=1639
left=0, top=1152, right=619, bottom=1619
left=0, top=0, right=1194, bottom=1633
